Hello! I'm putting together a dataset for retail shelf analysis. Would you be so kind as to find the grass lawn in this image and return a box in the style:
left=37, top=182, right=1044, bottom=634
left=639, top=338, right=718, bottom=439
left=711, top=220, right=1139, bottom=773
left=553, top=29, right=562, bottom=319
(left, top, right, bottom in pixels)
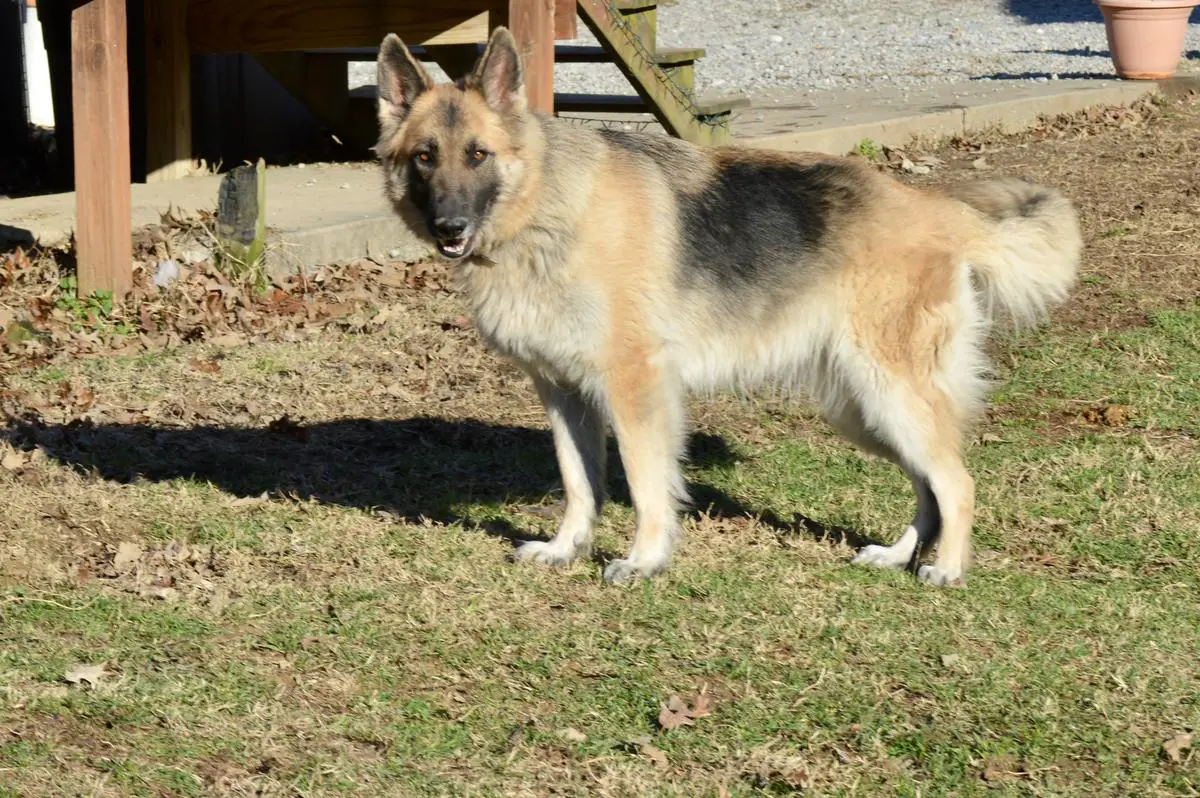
left=1, top=97, right=1198, bottom=796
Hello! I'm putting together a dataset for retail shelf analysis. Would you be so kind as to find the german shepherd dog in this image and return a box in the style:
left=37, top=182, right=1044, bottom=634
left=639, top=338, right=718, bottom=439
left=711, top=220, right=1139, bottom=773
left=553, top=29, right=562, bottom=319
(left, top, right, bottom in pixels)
left=375, top=28, right=1081, bottom=587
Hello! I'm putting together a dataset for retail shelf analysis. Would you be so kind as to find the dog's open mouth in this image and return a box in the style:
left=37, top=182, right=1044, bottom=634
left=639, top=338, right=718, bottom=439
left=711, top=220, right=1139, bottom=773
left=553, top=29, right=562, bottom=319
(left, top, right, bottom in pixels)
left=436, top=234, right=474, bottom=260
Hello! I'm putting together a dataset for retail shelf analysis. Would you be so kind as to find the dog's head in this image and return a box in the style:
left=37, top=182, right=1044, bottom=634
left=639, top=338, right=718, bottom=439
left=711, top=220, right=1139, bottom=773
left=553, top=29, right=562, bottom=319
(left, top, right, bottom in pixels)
left=376, top=27, right=531, bottom=260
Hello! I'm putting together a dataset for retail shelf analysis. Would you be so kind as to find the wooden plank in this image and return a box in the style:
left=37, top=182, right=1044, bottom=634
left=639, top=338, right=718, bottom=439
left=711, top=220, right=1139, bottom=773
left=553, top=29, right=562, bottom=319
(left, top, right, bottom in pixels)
left=553, top=45, right=705, bottom=64
left=144, top=0, right=192, bottom=181
left=71, top=0, right=132, bottom=297
left=188, top=0, right=493, bottom=53
left=508, top=0, right=554, bottom=113
left=553, top=0, right=576, bottom=39
left=555, top=92, right=745, bottom=115
left=554, top=93, right=645, bottom=113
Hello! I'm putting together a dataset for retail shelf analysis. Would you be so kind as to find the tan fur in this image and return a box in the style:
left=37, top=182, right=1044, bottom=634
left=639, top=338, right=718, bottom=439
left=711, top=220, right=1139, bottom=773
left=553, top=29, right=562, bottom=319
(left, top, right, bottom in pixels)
left=375, top=28, right=1083, bottom=587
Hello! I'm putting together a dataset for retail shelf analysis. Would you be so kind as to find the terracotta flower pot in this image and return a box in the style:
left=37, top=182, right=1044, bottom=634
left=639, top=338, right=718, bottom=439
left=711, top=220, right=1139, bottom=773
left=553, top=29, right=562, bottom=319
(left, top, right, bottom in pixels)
left=1095, top=0, right=1200, bottom=79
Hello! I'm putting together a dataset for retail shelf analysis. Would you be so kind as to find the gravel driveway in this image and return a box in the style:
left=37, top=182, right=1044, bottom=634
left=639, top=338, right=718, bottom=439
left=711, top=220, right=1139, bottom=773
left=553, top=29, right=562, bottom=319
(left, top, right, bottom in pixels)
left=352, top=1, right=1200, bottom=97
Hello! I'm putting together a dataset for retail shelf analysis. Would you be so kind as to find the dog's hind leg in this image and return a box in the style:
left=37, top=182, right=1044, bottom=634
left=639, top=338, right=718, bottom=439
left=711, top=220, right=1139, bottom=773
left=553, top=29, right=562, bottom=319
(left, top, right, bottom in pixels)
left=857, top=383, right=975, bottom=587
left=852, top=472, right=940, bottom=571
left=600, top=361, right=688, bottom=584
left=513, top=377, right=608, bottom=567
left=822, top=399, right=940, bottom=571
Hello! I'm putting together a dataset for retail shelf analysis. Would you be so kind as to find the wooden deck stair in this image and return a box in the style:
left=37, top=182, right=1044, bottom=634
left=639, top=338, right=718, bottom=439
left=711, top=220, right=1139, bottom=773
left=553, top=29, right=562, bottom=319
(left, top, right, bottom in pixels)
left=569, top=0, right=745, bottom=144
left=256, top=0, right=745, bottom=152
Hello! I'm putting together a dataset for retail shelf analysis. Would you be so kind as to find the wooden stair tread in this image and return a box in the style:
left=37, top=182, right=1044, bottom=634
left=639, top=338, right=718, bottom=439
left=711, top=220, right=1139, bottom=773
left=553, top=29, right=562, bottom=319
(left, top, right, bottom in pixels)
left=554, top=92, right=746, bottom=116
left=553, top=45, right=706, bottom=64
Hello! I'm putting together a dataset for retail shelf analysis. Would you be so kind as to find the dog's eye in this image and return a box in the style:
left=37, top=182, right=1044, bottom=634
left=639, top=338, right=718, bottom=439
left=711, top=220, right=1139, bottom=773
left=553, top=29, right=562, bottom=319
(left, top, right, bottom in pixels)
left=472, top=149, right=489, bottom=163
left=415, top=152, right=432, bottom=164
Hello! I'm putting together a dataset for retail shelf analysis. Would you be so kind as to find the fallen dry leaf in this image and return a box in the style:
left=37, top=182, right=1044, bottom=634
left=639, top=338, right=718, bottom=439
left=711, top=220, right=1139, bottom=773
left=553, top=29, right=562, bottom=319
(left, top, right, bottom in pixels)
left=64, top=663, right=107, bottom=687
left=208, top=332, right=247, bottom=348
left=1081, top=404, right=1134, bottom=427
left=190, top=357, right=221, bottom=374
left=1, top=450, right=29, bottom=471
left=268, top=415, right=309, bottom=443
left=658, top=692, right=713, bottom=731
left=1163, top=732, right=1194, bottom=763
left=145, top=586, right=179, bottom=602
left=628, top=736, right=668, bottom=768
left=940, top=653, right=962, bottom=668
left=113, top=541, right=143, bottom=572
left=556, top=727, right=587, bottom=744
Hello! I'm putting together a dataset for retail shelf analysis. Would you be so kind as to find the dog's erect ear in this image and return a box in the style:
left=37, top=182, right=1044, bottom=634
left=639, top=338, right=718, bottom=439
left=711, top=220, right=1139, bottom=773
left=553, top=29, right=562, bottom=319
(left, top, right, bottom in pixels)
left=470, top=27, right=526, bottom=115
left=377, top=34, right=432, bottom=129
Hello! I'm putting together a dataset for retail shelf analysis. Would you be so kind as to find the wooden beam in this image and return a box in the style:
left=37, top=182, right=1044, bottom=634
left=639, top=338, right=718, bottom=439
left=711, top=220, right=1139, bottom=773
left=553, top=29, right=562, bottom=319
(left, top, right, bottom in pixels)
left=187, top=0, right=493, bottom=53
left=71, top=0, right=132, bottom=297
left=554, top=0, right=576, bottom=39
left=508, top=0, right=554, bottom=113
left=144, top=0, right=191, bottom=181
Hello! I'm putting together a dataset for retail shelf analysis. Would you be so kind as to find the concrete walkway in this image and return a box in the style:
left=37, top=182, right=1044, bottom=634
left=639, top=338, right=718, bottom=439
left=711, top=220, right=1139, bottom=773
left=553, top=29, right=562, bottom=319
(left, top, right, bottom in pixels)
left=3, top=71, right=1198, bottom=269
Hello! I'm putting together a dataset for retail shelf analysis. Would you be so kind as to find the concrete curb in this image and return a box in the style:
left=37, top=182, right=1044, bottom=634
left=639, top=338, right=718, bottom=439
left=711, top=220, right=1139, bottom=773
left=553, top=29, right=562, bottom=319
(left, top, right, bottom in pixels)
left=743, top=75, right=1200, bottom=155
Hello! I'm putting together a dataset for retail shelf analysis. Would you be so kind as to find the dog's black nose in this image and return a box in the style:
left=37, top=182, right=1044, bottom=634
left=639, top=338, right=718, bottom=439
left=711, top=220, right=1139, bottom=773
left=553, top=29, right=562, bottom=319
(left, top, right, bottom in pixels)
left=433, top=217, right=470, bottom=239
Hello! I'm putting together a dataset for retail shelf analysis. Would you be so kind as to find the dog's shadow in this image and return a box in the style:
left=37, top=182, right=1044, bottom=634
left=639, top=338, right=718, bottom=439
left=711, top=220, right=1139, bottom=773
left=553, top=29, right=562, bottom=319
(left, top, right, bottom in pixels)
left=3, top=415, right=872, bottom=560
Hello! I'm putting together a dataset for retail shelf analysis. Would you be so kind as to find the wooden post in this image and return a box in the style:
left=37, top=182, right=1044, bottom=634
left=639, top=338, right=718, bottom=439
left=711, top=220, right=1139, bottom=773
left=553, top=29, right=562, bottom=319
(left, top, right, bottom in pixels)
left=507, top=0, right=554, bottom=113
left=553, top=0, right=576, bottom=39
left=71, top=0, right=132, bottom=297
left=144, top=0, right=191, bottom=181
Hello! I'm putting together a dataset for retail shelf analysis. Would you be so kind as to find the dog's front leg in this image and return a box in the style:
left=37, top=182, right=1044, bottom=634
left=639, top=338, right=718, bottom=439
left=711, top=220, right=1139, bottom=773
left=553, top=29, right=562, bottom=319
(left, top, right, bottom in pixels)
left=601, top=360, right=687, bottom=584
left=513, top=376, right=608, bottom=567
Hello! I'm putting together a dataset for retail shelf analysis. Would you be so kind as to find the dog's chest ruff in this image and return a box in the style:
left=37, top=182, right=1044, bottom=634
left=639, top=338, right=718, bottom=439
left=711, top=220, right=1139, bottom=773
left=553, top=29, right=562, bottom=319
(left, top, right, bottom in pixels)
left=458, top=257, right=601, bottom=385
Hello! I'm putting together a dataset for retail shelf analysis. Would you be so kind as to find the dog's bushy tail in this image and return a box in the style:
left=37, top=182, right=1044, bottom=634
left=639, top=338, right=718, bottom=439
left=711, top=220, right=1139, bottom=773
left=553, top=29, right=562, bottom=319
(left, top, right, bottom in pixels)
left=947, top=177, right=1082, bottom=327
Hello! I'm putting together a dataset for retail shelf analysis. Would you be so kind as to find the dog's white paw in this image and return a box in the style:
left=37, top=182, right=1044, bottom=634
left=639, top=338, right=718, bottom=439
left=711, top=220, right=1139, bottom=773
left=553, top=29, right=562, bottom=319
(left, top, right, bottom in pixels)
left=512, top=540, right=580, bottom=567
left=602, top=557, right=666, bottom=584
left=852, top=526, right=918, bottom=570
left=852, top=544, right=910, bottom=570
left=917, top=564, right=965, bottom=588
